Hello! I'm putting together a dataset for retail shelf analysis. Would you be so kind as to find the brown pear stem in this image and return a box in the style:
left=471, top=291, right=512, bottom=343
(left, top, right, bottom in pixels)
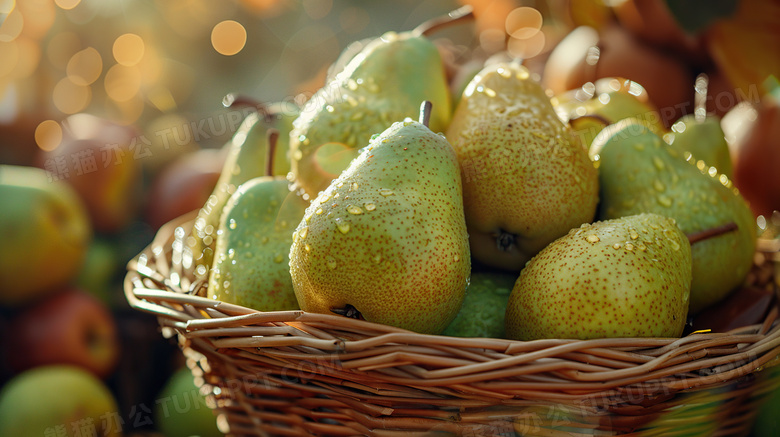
left=265, top=128, right=279, bottom=177
left=694, top=73, right=709, bottom=123
left=413, top=5, right=474, bottom=37
left=686, top=221, right=738, bottom=245
left=419, top=101, right=432, bottom=127
left=222, top=93, right=275, bottom=123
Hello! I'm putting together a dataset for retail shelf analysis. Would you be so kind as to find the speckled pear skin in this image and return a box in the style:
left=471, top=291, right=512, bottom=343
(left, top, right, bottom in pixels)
left=591, top=122, right=756, bottom=314
left=289, top=120, right=470, bottom=335
left=445, top=62, right=599, bottom=271
left=209, top=177, right=307, bottom=311
left=289, top=31, right=451, bottom=200
left=190, top=105, right=299, bottom=274
left=505, top=213, right=691, bottom=341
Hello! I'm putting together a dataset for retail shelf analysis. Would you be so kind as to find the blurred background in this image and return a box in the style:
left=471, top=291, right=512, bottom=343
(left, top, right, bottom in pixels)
left=0, top=0, right=779, bottom=436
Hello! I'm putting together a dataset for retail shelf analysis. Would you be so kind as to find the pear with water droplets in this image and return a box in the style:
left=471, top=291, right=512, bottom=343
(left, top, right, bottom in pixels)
left=591, top=121, right=756, bottom=313
left=505, top=213, right=691, bottom=341
left=289, top=107, right=470, bottom=334
left=666, top=113, right=733, bottom=178
left=189, top=103, right=299, bottom=274
left=288, top=7, right=474, bottom=200
left=445, top=61, right=599, bottom=271
left=209, top=177, right=306, bottom=311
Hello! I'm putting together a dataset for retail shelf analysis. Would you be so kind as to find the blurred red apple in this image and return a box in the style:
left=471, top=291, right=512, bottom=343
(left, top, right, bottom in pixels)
left=145, top=148, right=225, bottom=230
left=38, top=113, right=141, bottom=233
left=728, top=94, right=780, bottom=217
left=5, top=287, right=119, bottom=379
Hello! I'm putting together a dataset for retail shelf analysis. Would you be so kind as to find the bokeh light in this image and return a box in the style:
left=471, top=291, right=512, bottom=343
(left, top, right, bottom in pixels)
left=17, top=0, right=55, bottom=40
left=47, top=31, right=81, bottom=69
left=34, top=119, right=62, bottom=151
left=10, top=36, right=40, bottom=78
left=54, top=0, right=80, bottom=11
left=505, top=7, right=542, bottom=39
left=113, top=33, right=145, bottom=66
left=211, top=20, right=246, bottom=56
left=0, top=6, right=23, bottom=42
left=52, top=77, right=91, bottom=114
left=104, top=64, right=141, bottom=102
left=66, top=47, right=102, bottom=85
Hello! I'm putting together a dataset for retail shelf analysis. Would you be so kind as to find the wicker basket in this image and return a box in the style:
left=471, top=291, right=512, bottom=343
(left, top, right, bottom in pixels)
left=125, top=212, right=780, bottom=436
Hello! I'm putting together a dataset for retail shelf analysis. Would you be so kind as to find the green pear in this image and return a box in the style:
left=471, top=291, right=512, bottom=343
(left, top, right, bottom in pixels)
left=591, top=121, right=756, bottom=313
left=505, top=213, right=692, bottom=341
left=209, top=176, right=306, bottom=311
left=0, top=365, right=121, bottom=437
left=0, top=165, right=91, bottom=306
left=442, top=270, right=516, bottom=338
left=288, top=7, right=473, bottom=200
left=289, top=106, right=470, bottom=334
left=666, top=113, right=733, bottom=178
left=445, top=61, right=600, bottom=271
left=189, top=102, right=299, bottom=275
left=553, top=77, right=666, bottom=149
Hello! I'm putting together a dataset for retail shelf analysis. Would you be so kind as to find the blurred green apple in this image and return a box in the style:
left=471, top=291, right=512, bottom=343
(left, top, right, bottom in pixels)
left=154, top=367, right=222, bottom=437
left=0, top=365, right=121, bottom=436
left=0, top=165, right=91, bottom=307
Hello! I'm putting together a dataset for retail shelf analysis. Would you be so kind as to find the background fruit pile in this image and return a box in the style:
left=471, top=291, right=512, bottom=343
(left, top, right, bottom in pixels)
left=0, top=1, right=779, bottom=436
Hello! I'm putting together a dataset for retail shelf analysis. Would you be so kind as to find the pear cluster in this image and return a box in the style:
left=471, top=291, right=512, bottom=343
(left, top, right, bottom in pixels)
left=197, top=7, right=758, bottom=341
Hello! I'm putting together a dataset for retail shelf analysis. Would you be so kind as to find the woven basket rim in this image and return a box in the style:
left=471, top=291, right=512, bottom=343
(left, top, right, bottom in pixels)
left=125, top=212, right=780, bottom=387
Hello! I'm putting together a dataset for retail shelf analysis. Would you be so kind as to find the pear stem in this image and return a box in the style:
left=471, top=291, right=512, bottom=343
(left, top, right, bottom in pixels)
left=413, top=5, right=474, bottom=37
left=694, top=73, right=709, bottom=123
left=265, top=128, right=279, bottom=177
left=222, top=93, right=275, bottom=123
left=419, top=101, right=433, bottom=127
left=686, top=221, right=738, bottom=245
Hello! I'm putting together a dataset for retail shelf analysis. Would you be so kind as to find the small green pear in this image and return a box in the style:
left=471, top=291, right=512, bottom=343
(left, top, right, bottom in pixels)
left=505, top=213, right=692, bottom=341
left=209, top=177, right=305, bottom=311
left=591, top=121, right=756, bottom=313
left=289, top=103, right=470, bottom=334
left=288, top=7, right=473, bottom=200
left=445, top=61, right=599, bottom=271
left=189, top=101, right=299, bottom=274
left=554, top=77, right=666, bottom=149
left=666, top=114, right=733, bottom=178
left=442, top=270, right=516, bottom=338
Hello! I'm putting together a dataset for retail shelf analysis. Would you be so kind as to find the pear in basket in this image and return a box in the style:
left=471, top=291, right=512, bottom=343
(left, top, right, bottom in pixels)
left=289, top=102, right=471, bottom=335
left=189, top=99, right=299, bottom=277
left=442, top=270, right=517, bottom=338
left=590, top=121, right=756, bottom=314
left=208, top=131, right=306, bottom=312
left=287, top=7, right=475, bottom=200
left=445, top=61, right=599, bottom=272
left=506, top=213, right=692, bottom=341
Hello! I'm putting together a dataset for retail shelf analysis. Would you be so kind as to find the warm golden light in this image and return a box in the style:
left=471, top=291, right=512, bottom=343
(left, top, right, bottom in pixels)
left=10, top=36, right=40, bottom=78
left=211, top=20, right=246, bottom=56
left=507, top=29, right=546, bottom=59
left=66, top=47, right=102, bottom=85
left=47, top=31, right=81, bottom=69
left=104, top=64, right=141, bottom=102
left=0, top=6, right=23, bottom=42
left=0, top=39, right=19, bottom=77
left=505, top=7, right=542, bottom=39
left=54, top=0, right=80, bottom=11
left=16, top=0, right=55, bottom=40
left=35, top=120, right=63, bottom=151
left=52, top=77, right=91, bottom=114
left=113, top=33, right=145, bottom=66
left=0, top=0, right=15, bottom=14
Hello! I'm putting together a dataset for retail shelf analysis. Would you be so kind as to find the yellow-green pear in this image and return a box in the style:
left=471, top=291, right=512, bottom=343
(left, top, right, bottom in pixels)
left=289, top=104, right=470, bottom=334
left=506, top=213, right=692, bottom=341
left=0, top=165, right=91, bottom=306
left=445, top=61, right=600, bottom=271
left=591, top=121, right=756, bottom=313
left=189, top=101, right=299, bottom=275
left=288, top=7, right=473, bottom=200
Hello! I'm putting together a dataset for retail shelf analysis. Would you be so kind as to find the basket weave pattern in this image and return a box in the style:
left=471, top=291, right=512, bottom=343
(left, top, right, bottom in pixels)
left=125, top=214, right=780, bottom=436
